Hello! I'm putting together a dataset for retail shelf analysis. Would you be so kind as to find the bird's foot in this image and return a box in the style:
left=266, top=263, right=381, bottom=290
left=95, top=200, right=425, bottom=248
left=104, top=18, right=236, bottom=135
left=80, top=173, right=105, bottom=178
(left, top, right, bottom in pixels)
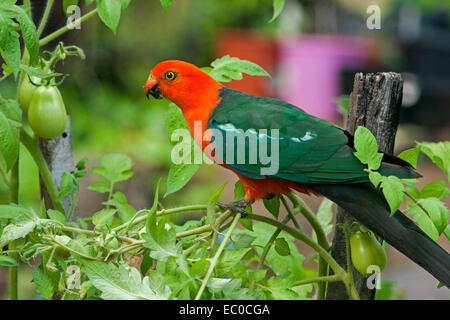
left=216, top=200, right=253, bottom=218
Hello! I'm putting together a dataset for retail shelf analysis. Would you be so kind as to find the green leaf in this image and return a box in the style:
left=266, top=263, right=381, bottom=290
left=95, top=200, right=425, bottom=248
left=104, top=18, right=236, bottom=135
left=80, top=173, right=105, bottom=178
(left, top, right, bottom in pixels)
left=408, top=206, right=439, bottom=241
left=91, top=153, right=133, bottom=184
left=96, top=0, right=122, bottom=34
left=63, top=0, right=79, bottom=17
left=369, top=171, right=383, bottom=187
left=267, top=276, right=300, bottom=300
left=408, top=180, right=450, bottom=200
left=146, top=178, right=160, bottom=234
left=207, top=182, right=227, bottom=232
left=33, top=267, right=54, bottom=300
left=0, top=103, right=20, bottom=171
left=159, top=0, right=173, bottom=12
left=1, top=29, right=20, bottom=77
left=0, top=204, right=32, bottom=220
left=88, top=180, right=110, bottom=193
left=416, top=198, right=449, bottom=234
left=140, top=251, right=153, bottom=276
left=106, top=192, right=135, bottom=224
left=58, top=172, right=75, bottom=198
left=380, top=175, right=405, bottom=215
left=119, top=0, right=131, bottom=10
left=92, top=208, right=116, bottom=227
left=83, top=260, right=170, bottom=300
left=142, top=221, right=180, bottom=262
left=353, top=126, right=383, bottom=170
left=239, top=218, right=253, bottom=231
left=222, top=279, right=255, bottom=300
left=269, top=0, right=286, bottom=22
left=417, top=142, right=450, bottom=180
left=233, top=180, right=245, bottom=201
left=0, top=255, right=17, bottom=267
left=47, top=209, right=66, bottom=225
left=216, top=248, right=250, bottom=275
left=0, top=220, right=35, bottom=247
left=444, top=225, right=450, bottom=241
left=165, top=163, right=200, bottom=197
left=231, top=233, right=256, bottom=249
left=315, top=198, right=334, bottom=237
left=274, top=238, right=290, bottom=256
left=263, top=196, right=280, bottom=219
left=11, top=5, right=39, bottom=63
left=398, top=147, right=420, bottom=168
left=208, top=55, right=271, bottom=83
left=164, top=103, right=201, bottom=196
left=20, top=64, right=63, bottom=80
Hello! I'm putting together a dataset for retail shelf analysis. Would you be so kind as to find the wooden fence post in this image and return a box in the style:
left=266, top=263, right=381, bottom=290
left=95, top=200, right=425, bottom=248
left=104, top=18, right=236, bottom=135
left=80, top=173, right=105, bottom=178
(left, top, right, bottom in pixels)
left=326, top=72, right=403, bottom=300
left=39, top=117, right=76, bottom=217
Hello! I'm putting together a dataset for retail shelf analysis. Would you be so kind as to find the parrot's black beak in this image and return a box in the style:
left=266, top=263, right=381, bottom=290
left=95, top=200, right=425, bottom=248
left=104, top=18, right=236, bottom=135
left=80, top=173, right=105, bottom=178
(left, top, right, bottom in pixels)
left=148, top=84, right=163, bottom=99
left=145, top=76, right=163, bottom=100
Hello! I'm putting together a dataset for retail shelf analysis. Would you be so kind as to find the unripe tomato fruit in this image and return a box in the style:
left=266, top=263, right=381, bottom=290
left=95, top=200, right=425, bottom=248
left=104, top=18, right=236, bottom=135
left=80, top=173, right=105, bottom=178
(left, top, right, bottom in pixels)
left=18, top=76, right=40, bottom=113
left=350, top=230, right=387, bottom=276
left=28, top=86, right=67, bottom=139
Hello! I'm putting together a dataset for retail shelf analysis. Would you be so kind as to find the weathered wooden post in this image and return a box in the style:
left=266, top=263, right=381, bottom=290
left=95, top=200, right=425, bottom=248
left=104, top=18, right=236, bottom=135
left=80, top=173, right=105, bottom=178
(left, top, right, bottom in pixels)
left=39, top=117, right=76, bottom=217
left=326, top=72, right=403, bottom=300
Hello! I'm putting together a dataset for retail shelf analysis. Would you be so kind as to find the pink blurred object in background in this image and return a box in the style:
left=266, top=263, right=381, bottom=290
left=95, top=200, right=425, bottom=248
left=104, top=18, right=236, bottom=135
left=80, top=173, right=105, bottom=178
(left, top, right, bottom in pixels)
left=277, top=35, right=371, bottom=122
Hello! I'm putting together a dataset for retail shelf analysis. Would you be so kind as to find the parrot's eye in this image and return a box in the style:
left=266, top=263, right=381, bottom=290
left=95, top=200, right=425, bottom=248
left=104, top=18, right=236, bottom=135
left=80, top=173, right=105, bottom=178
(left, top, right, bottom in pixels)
left=164, top=71, right=177, bottom=81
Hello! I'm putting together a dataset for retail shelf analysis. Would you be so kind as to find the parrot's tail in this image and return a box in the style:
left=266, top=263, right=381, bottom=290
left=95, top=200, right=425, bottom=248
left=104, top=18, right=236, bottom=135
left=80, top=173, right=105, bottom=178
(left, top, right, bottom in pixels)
left=308, top=182, right=450, bottom=287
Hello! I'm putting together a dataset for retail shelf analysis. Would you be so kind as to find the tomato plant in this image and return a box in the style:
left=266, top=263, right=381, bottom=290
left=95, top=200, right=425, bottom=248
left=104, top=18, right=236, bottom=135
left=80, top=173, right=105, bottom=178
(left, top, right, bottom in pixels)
left=0, top=0, right=448, bottom=302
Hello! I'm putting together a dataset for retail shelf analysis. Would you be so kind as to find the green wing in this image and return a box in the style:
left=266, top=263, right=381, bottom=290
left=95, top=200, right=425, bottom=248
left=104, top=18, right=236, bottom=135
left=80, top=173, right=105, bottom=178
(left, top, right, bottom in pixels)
left=206, top=87, right=368, bottom=184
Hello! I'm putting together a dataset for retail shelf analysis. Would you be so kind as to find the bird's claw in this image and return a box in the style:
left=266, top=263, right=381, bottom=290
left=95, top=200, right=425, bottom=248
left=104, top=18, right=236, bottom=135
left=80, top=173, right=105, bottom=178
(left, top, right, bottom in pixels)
left=216, top=200, right=253, bottom=218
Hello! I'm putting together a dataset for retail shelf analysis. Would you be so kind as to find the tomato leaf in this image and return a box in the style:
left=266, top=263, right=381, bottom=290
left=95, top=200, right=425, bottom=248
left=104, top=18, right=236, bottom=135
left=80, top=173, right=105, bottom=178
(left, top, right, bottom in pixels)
left=208, top=55, right=270, bottom=83
left=269, top=0, right=286, bottom=23
left=92, top=208, right=116, bottom=227
left=96, top=0, right=122, bottom=34
left=207, top=182, right=227, bottom=232
left=417, top=142, right=450, bottom=180
left=263, top=196, right=280, bottom=219
left=398, top=147, right=420, bottom=169
left=0, top=255, right=17, bottom=267
left=33, top=267, right=55, bottom=300
left=353, top=126, right=383, bottom=171
left=159, top=0, right=173, bottom=12
left=274, top=238, right=291, bottom=256
left=47, top=209, right=67, bottom=225
left=91, top=153, right=133, bottom=184
left=380, top=175, right=404, bottom=215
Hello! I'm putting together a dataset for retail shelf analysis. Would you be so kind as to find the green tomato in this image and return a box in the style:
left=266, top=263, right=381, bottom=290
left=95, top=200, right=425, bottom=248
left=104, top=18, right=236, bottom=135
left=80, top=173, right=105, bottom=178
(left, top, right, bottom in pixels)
left=350, top=230, right=387, bottom=276
left=18, top=76, right=40, bottom=113
left=28, top=86, right=67, bottom=139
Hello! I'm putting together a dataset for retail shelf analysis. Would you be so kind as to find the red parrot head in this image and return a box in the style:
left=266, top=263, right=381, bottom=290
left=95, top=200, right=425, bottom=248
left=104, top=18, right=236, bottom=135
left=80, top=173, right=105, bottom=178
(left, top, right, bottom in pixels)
left=144, top=60, right=222, bottom=111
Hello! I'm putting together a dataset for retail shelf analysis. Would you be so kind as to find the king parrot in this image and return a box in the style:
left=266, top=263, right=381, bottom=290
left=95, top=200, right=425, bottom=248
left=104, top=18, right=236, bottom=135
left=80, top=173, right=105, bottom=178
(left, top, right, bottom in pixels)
left=145, top=60, right=450, bottom=287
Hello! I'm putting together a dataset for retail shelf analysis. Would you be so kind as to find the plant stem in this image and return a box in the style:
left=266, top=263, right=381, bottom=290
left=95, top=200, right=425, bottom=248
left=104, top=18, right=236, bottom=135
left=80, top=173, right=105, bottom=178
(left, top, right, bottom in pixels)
left=176, top=210, right=232, bottom=238
left=112, top=204, right=207, bottom=233
left=195, top=213, right=241, bottom=300
left=20, top=129, right=66, bottom=213
left=37, top=0, right=55, bottom=38
left=344, top=224, right=360, bottom=300
left=286, top=193, right=330, bottom=299
left=240, top=213, right=346, bottom=279
left=24, top=0, right=31, bottom=17
left=249, top=215, right=291, bottom=290
left=8, top=160, right=19, bottom=300
left=293, top=274, right=341, bottom=287
left=39, top=8, right=98, bottom=47
left=280, top=195, right=302, bottom=231
left=405, top=190, right=431, bottom=217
